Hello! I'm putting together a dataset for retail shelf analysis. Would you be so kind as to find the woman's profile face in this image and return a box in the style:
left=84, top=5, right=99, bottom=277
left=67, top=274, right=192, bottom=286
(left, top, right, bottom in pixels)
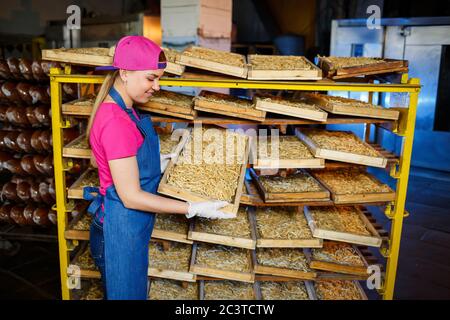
left=121, top=69, right=165, bottom=104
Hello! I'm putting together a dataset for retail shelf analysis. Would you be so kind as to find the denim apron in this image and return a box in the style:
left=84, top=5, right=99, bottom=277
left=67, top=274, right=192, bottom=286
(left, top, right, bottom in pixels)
left=83, top=86, right=161, bottom=300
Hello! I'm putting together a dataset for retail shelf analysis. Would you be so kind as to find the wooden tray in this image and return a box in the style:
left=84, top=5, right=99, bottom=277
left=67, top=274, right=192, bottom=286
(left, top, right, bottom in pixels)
left=310, top=168, right=396, bottom=204
left=63, top=134, right=91, bottom=159
left=62, top=95, right=95, bottom=116
left=247, top=55, right=322, bottom=80
left=301, top=92, right=400, bottom=120
left=304, top=206, right=382, bottom=247
left=68, top=242, right=101, bottom=279
left=188, top=207, right=256, bottom=249
left=200, top=280, right=259, bottom=300
left=148, top=241, right=196, bottom=282
left=194, top=91, right=266, bottom=121
left=253, top=248, right=317, bottom=280
left=65, top=208, right=91, bottom=241
left=256, top=280, right=317, bottom=300
left=250, top=135, right=325, bottom=169
left=152, top=214, right=192, bottom=244
left=178, top=46, right=247, bottom=78
left=139, top=91, right=196, bottom=120
left=68, top=169, right=99, bottom=199
left=163, top=47, right=186, bottom=76
left=190, top=243, right=255, bottom=283
left=318, top=56, right=408, bottom=80
left=305, top=242, right=369, bottom=277
left=253, top=206, right=323, bottom=248
left=149, top=278, right=199, bottom=300
left=250, top=168, right=330, bottom=203
left=313, top=280, right=368, bottom=300
left=296, top=128, right=387, bottom=168
left=254, top=94, right=327, bottom=122
left=158, top=128, right=250, bottom=215
left=42, top=47, right=114, bottom=66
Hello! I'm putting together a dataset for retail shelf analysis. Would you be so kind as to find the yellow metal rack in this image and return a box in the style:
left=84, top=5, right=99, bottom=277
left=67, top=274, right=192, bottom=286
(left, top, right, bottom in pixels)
left=50, top=67, right=420, bottom=300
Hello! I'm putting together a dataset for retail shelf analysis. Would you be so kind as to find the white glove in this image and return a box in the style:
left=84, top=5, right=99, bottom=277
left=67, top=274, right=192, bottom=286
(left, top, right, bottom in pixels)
left=186, top=200, right=234, bottom=219
left=160, top=153, right=177, bottom=174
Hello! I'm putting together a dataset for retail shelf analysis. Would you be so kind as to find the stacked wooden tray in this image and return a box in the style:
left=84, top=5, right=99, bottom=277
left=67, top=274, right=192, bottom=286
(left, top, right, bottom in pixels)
left=317, top=56, right=408, bottom=79
left=63, top=134, right=91, bottom=158
left=178, top=46, right=247, bottom=78
left=254, top=94, right=327, bottom=122
left=257, top=281, right=316, bottom=300
left=139, top=90, right=196, bottom=120
left=62, top=94, right=96, bottom=116
left=250, top=135, right=324, bottom=169
left=162, top=47, right=185, bottom=76
left=254, top=206, right=322, bottom=248
left=68, top=169, right=99, bottom=199
left=314, top=280, right=368, bottom=300
left=296, top=128, right=388, bottom=168
left=68, top=243, right=100, bottom=279
left=152, top=214, right=192, bottom=244
left=201, top=280, right=258, bottom=300
left=250, top=169, right=330, bottom=203
left=194, top=90, right=266, bottom=121
left=149, top=279, right=199, bottom=300
left=311, top=168, right=396, bottom=204
left=158, top=126, right=250, bottom=215
left=247, top=55, right=322, bottom=80
left=42, top=47, right=114, bottom=66
left=301, top=92, right=400, bottom=120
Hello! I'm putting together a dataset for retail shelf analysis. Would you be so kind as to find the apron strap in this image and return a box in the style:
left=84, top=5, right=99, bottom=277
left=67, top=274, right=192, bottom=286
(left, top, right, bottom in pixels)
left=83, top=186, right=104, bottom=216
left=109, top=86, right=141, bottom=124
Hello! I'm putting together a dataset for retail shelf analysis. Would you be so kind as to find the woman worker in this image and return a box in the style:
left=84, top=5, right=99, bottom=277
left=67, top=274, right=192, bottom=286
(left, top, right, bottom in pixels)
left=83, top=35, right=231, bottom=300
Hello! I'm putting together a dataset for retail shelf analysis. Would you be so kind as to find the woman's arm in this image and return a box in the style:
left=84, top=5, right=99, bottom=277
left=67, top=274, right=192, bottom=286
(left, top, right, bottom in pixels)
left=109, top=156, right=189, bottom=214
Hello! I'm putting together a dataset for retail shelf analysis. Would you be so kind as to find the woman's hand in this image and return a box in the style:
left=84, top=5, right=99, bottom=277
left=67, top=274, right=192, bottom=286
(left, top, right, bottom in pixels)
left=160, top=153, right=176, bottom=174
left=186, top=200, right=234, bottom=219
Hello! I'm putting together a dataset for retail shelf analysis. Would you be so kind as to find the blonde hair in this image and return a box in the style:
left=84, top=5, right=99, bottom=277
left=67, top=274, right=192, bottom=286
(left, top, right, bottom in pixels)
left=86, top=70, right=119, bottom=167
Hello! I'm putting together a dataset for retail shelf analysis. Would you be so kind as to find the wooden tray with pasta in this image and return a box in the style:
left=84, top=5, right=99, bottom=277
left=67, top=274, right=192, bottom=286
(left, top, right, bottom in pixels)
left=250, top=135, right=325, bottom=169
left=247, top=55, right=322, bottom=80
left=313, top=280, right=368, bottom=300
left=305, top=241, right=369, bottom=277
left=63, top=134, right=91, bottom=159
left=253, top=248, right=317, bottom=280
left=256, top=280, right=316, bottom=300
left=190, top=243, right=255, bottom=283
left=301, top=92, right=400, bottom=120
left=317, top=56, right=408, bottom=80
left=200, top=280, right=258, bottom=300
left=71, top=280, right=104, bottom=300
left=148, top=241, right=196, bottom=282
left=304, top=206, right=382, bottom=247
left=68, top=242, right=100, bottom=279
left=65, top=206, right=91, bottom=241
left=139, top=90, right=196, bottom=120
left=311, top=168, right=396, bottom=204
left=194, top=91, right=266, bottom=121
left=152, top=214, right=192, bottom=244
left=62, top=94, right=96, bottom=116
left=253, top=206, right=322, bottom=248
left=149, top=278, right=199, bottom=300
left=42, top=47, right=114, bottom=66
left=162, top=48, right=185, bottom=76
left=188, top=207, right=256, bottom=249
left=296, top=128, right=387, bottom=168
left=68, top=169, right=99, bottom=199
left=250, top=169, right=330, bottom=203
left=254, top=94, right=327, bottom=122
left=178, top=46, right=248, bottom=78
left=158, top=126, right=250, bottom=215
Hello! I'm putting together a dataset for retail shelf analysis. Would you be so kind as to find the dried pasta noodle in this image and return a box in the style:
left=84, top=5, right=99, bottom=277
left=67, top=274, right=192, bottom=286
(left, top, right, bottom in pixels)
left=259, top=172, right=323, bottom=193
left=309, top=206, right=371, bottom=235
left=315, top=280, right=363, bottom=300
left=204, top=281, right=254, bottom=300
left=183, top=46, right=246, bottom=68
left=258, top=136, right=314, bottom=160
left=73, top=213, right=92, bottom=231
left=76, top=247, right=97, bottom=270
left=159, top=133, right=181, bottom=155
left=323, top=56, right=385, bottom=69
left=312, top=241, right=365, bottom=267
left=257, top=95, right=323, bottom=111
left=196, top=243, right=250, bottom=273
left=196, top=91, right=256, bottom=110
left=154, top=214, right=188, bottom=234
left=80, top=170, right=99, bottom=187
left=251, top=55, right=313, bottom=70
left=149, top=279, right=198, bottom=300
left=195, top=207, right=251, bottom=238
left=80, top=281, right=104, bottom=300
left=256, top=248, right=310, bottom=272
left=256, top=206, right=313, bottom=239
left=148, top=242, right=191, bottom=271
left=162, top=48, right=181, bottom=63
left=148, top=90, right=193, bottom=109
left=260, top=281, right=309, bottom=300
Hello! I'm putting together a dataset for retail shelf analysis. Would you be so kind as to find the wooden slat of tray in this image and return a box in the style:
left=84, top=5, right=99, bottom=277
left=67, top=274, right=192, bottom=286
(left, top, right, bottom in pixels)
left=68, top=242, right=101, bottom=279
left=138, top=101, right=196, bottom=120
left=42, top=48, right=113, bottom=66
left=304, top=206, right=382, bottom=247
left=188, top=209, right=256, bottom=250
left=250, top=168, right=330, bottom=203
left=65, top=213, right=90, bottom=241
left=252, top=250, right=317, bottom=280
left=305, top=246, right=369, bottom=277
left=158, top=133, right=249, bottom=215
left=151, top=229, right=193, bottom=245
left=194, top=98, right=266, bottom=122
left=295, top=129, right=387, bottom=168
left=63, top=134, right=91, bottom=159
left=310, top=170, right=396, bottom=205
left=252, top=206, right=323, bottom=248
left=62, top=97, right=95, bottom=116
left=165, top=61, right=185, bottom=76
left=178, top=54, right=248, bottom=79
left=190, top=243, right=255, bottom=283
left=254, top=97, right=327, bottom=122
left=247, top=55, right=322, bottom=80
left=68, top=169, right=98, bottom=199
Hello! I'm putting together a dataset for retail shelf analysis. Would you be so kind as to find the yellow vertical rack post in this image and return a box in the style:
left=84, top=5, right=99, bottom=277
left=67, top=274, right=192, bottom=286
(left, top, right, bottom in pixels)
left=50, top=71, right=420, bottom=300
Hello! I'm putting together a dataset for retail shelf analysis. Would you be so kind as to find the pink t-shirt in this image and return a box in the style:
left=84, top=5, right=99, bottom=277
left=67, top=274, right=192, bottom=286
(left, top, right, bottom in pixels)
left=89, top=102, right=144, bottom=195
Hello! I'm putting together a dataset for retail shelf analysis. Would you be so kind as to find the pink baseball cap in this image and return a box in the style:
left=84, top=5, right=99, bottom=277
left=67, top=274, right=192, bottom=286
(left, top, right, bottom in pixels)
left=96, top=35, right=167, bottom=71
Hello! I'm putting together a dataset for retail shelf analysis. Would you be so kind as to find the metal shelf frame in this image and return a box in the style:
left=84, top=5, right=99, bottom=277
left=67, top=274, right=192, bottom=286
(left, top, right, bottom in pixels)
left=50, top=67, right=420, bottom=300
